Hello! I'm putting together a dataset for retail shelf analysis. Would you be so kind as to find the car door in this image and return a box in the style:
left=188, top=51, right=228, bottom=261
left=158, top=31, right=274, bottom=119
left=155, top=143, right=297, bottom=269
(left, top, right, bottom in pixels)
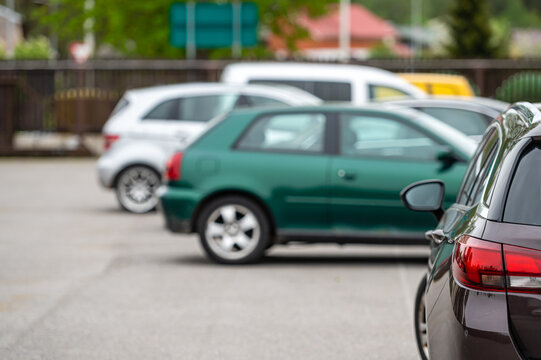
left=138, top=93, right=239, bottom=152
left=233, top=111, right=332, bottom=231
left=329, top=111, right=466, bottom=236
left=424, top=127, right=500, bottom=357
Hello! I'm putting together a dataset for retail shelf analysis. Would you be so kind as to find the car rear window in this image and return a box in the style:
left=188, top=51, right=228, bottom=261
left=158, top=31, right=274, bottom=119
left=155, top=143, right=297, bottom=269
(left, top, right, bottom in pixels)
left=417, top=107, right=490, bottom=136
left=503, top=143, right=541, bottom=226
left=144, top=94, right=237, bottom=122
left=248, top=79, right=351, bottom=102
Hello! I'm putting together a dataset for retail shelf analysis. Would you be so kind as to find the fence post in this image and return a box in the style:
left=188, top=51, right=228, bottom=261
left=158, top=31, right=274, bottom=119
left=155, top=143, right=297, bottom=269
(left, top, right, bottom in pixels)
left=474, top=65, right=486, bottom=97
left=0, top=79, right=16, bottom=151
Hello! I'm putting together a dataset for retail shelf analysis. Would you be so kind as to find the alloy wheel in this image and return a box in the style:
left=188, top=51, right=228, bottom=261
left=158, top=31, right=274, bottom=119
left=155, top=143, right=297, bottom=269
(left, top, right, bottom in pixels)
left=204, top=204, right=260, bottom=261
left=117, top=166, right=160, bottom=213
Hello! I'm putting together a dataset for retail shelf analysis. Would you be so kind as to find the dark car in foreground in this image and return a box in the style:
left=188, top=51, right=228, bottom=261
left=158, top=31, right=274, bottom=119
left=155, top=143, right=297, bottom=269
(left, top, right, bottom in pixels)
left=402, top=102, right=541, bottom=359
left=159, top=104, right=475, bottom=264
left=385, top=97, right=508, bottom=139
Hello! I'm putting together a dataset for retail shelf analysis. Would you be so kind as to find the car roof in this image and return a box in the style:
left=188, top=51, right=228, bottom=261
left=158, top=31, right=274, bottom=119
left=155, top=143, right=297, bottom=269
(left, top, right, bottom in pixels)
left=382, top=96, right=509, bottom=114
left=123, top=82, right=321, bottom=104
left=221, top=62, right=427, bottom=97
left=224, top=62, right=406, bottom=79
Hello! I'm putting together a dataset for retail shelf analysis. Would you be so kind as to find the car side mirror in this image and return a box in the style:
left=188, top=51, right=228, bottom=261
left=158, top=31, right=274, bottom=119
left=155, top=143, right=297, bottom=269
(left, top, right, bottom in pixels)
left=437, top=150, right=460, bottom=172
left=400, top=179, right=445, bottom=221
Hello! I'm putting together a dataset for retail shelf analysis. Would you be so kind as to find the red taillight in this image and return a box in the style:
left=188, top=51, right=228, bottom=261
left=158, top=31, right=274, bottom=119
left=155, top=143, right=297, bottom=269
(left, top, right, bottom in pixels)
left=104, top=134, right=119, bottom=151
left=165, top=152, right=183, bottom=181
left=452, top=235, right=505, bottom=292
left=452, top=236, right=541, bottom=294
left=504, top=245, right=541, bottom=293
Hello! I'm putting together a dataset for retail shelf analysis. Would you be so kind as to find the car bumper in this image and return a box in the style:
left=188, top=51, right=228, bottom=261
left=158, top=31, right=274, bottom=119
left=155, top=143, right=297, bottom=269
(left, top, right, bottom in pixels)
left=96, top=155, right=117, bottom=188
left=158, top=185, right=202, bottom=234
left=427, top=275, right=523, bottom=360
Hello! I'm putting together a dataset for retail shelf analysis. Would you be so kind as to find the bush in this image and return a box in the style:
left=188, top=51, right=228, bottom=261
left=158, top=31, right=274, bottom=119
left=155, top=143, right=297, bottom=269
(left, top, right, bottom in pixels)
left=369, top=43, right=399, bottom=59
left=14, top=36, right=55, bottom=60
left=496, top=72, right=541, bottom=103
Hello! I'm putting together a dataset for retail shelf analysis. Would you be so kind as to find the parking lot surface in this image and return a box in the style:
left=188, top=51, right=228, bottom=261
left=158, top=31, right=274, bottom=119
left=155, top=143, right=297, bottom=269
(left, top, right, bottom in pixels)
left=0, top=159, right=428, bottom=360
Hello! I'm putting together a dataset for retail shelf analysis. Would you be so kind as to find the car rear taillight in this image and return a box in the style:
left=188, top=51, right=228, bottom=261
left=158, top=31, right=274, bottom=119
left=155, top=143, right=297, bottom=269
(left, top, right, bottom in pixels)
left=452, top=235, right=541, bottom=294
left=165, top=152, right=183, bottom=181
left=504, top=245, right=541, bottom=293
left=452, top=235, right=505, bottom=292
left=104, top=134, right=120, bottom=151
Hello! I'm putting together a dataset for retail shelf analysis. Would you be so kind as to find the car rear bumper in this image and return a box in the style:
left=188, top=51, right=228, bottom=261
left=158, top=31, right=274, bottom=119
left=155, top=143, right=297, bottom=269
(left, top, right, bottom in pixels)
left=158, top=185, right=202, bottom=234
left=427, top=274, right=523, bottom=360
left=96, top=155, right=117, bottom=188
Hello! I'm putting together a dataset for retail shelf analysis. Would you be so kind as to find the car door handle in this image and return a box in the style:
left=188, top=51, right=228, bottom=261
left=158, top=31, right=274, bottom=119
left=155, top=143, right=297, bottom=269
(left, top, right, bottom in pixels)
left=426, top=229, right=451, bottom=244
left=337, top=169, right=356, bottom=180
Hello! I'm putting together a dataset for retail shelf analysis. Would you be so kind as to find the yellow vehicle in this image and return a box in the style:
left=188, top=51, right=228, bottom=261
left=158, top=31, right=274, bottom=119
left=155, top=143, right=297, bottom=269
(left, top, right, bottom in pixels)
left=398, top=73, right=475, bottom=97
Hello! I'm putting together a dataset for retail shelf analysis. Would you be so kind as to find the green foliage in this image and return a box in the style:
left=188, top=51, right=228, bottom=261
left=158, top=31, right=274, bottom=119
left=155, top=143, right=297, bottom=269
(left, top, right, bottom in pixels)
left=490, top=18, right=510, bottom=58
left=445, top=0, right=499, bottom=58
left=496, top=72, right=541, bottom=103
left=32, top=0, right=333, bottom=59
left=14, top=36, right=55, bottom=60
left=0, top=42, right=6, bottom=60
left=493, top=0, right=541, bottom=27
left=209, top=45, right=274, bottom=60
left=369, top=43, right=399, bottom=59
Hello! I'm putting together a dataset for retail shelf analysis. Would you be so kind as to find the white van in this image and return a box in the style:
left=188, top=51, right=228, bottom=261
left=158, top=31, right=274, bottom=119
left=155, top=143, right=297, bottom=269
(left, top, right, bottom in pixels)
left=221, top=62, right=426, bottom=103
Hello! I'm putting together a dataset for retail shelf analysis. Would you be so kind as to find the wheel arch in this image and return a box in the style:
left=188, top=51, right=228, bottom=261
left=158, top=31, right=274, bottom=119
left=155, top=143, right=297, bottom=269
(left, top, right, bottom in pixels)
left=112, top=162, right=162, bottom=189
left=190, top=190, right=277, bottom=236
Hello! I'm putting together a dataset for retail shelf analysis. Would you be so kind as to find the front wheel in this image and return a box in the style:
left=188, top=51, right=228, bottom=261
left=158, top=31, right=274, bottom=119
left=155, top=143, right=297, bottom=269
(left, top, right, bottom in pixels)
left=414, top=275, right=429, bottom=360
left=197, top=196, right=270, bottom=264
left=115, top=165, right=161, bottom=214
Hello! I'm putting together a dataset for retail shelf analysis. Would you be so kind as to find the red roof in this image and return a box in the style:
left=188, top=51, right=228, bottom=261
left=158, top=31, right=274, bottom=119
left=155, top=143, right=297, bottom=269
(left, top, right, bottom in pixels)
left=298, top=4, right=396, bottom=41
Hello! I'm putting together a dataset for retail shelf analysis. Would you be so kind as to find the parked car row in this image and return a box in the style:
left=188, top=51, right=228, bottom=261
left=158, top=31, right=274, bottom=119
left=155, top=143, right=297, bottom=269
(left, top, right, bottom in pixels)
left=97, top=62, right=509, bottom=215
left=96, top=63, right=541, bottom=359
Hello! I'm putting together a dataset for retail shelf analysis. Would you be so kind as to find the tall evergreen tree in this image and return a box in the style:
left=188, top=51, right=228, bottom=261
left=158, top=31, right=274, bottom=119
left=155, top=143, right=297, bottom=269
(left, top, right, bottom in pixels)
left=446, top=0, right=498, bottom=58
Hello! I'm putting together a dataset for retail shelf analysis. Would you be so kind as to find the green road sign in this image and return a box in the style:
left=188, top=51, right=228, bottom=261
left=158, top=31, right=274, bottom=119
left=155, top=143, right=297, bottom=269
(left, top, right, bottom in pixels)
left=170, top=2, right=258, bottom=49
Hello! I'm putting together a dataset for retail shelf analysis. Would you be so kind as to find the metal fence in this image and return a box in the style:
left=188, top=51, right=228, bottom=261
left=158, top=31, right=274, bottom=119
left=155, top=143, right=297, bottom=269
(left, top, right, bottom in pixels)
left=1, top=58, right=541, bottom=153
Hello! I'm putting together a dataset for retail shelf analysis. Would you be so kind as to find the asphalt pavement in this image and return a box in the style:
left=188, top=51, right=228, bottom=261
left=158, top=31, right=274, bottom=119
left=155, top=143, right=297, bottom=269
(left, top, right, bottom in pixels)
left=0, top=159, right=428, bottom=360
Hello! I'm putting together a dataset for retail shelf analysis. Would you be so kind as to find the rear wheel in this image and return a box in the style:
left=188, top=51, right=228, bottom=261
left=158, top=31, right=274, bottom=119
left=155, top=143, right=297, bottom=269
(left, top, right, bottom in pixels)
left=414, top=275, right=429, bottom=360
left=115, top=165, right=161, bottom=214
left=197, top=196, right=270, bottom=264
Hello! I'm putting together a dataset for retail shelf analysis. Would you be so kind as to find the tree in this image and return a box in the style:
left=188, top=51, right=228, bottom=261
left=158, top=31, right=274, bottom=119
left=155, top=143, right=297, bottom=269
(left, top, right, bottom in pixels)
left=445, top=0, right=499, bottom=58
left=31, top=0, right=332, bottom=59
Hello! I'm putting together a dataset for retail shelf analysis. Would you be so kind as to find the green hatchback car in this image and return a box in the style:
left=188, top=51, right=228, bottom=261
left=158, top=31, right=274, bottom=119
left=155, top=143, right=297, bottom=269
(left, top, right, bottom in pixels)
left=159, top=105, right=477, bottom=264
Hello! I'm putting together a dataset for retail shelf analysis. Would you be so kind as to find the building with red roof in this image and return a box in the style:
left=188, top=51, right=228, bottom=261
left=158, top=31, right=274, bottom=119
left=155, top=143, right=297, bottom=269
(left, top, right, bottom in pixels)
left=268, top=3, right=409, bottom=60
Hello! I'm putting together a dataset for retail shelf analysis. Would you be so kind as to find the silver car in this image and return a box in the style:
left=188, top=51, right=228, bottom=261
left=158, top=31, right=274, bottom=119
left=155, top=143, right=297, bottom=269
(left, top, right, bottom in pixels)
left=97, top=82, right=321, bottom=213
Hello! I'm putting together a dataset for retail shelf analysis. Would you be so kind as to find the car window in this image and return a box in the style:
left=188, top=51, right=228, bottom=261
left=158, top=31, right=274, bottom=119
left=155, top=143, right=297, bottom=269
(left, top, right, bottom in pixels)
left=456, top=127, right=499, bottom=205
left=144, top=94, right=237, bottom=122
left=503, top=143, right=541, bottom=226
left=236, top=95, right=288, bottom=108
left=144, top=98, right=178, bottom=120
left=340, top=114, right=444, bottom=161
left=236, top=113, right=326, bottom=153
left=368, top=85, right=410, bottom=100
left=417, top=107, right=490, bottom=136
left=467, top=144, right=498, bottom=205
left=248, top=79, right=352, bottom=102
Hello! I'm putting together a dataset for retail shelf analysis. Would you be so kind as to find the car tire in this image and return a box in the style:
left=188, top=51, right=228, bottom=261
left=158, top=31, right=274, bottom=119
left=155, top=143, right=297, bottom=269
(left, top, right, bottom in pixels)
left=115, top=165, right=161, bottom=214
left=414, top=275, right=429, bottom=360
left=197, top=196, right=270, bottom=264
